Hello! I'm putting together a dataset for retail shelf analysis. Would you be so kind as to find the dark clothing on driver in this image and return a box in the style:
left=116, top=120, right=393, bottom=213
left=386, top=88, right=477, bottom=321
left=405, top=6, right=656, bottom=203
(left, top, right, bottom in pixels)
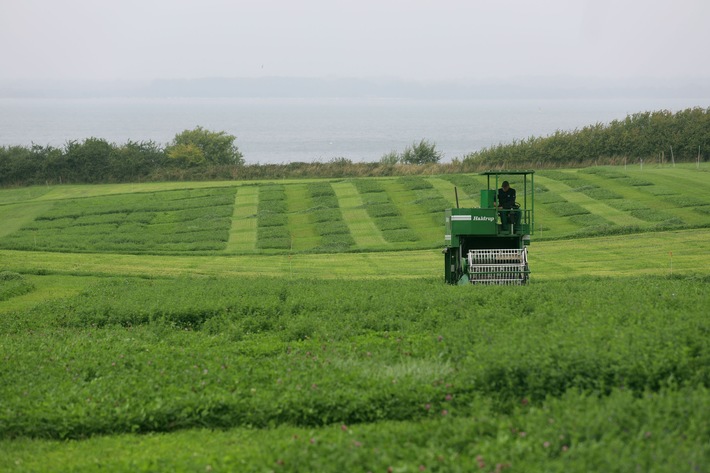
left=497, top=187, right=516, bottom=209
left=498, top=186, right=519, bottom=225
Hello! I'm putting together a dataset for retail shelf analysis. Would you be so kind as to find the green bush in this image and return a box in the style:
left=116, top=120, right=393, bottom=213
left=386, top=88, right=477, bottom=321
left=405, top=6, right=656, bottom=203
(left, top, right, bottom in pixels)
left=400, top=140, right=442, bottom=165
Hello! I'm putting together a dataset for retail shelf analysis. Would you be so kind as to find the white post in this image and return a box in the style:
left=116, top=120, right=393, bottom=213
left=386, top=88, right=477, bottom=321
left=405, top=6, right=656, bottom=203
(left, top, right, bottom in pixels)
left=699, top=146, right=702, bottom=169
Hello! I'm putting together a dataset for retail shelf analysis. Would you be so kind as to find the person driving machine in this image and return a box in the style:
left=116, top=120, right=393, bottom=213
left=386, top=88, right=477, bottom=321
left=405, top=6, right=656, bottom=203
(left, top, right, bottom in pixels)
left=497, top=180, right=520, bottom=226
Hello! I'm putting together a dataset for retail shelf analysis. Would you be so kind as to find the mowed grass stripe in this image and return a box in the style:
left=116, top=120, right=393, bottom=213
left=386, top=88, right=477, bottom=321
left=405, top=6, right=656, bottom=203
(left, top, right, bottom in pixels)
left=34, top=181, right=240, bottom=203
left=226, top=185, right=258, bottom=252
left=623, top=168, right=710, bottom=224
left=626, top=165, right=710, bottom=191
left=540, top=175, right=647, bottom=227
left=575, top=171, right=688, bottom=220
left=0, top=201, right=54, bottom=239
left=570, top=167, right=709, bottom=227
left=285, top=184, right=319, bottom=251
left=2, top=229, right=708, bottom=281
left=386, top=180, right=442, bottom=244
left=427, top=177, right=476, bottom=208
left=330, top=182, right=386, bottom=247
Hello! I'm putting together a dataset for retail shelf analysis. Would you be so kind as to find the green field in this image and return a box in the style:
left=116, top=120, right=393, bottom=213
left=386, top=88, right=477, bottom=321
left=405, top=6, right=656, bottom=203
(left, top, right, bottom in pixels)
left=1, top=164, right=709, bottom=472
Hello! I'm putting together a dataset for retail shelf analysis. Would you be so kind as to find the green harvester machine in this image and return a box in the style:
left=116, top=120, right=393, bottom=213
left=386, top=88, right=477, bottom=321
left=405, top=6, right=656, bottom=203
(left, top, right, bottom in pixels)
left=444, top=170, right=534, bottom=285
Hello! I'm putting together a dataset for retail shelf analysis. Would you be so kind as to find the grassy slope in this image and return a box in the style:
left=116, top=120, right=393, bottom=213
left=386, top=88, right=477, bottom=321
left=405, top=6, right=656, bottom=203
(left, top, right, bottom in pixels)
left=1, top=165, right=709, bottom=472
left=1, top=164, right=708, bottom=255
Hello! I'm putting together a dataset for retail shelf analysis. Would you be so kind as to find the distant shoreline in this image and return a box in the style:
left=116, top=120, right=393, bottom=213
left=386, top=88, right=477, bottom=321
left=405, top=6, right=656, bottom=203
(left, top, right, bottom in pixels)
left=2, top=76, right=710, bottom=100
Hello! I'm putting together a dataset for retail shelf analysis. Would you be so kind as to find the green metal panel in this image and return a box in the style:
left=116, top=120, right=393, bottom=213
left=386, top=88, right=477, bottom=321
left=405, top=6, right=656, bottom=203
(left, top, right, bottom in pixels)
left=480, top=190, right=496, bottom=209
left=450, top=208, right=497, bottom=235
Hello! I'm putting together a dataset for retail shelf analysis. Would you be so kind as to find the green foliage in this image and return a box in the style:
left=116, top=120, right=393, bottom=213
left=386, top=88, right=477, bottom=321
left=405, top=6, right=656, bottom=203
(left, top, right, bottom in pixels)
left=400, top=139, right=442, bottom=165
left=4, top=388, right=710, bottom=472
left=64, top=138, right=114, bottom=182
left=464, top=107, right=710, bottom=167
left=0, top=167, right=709, bottom=469
left=1, top=275, right=709, bottom=442
left=166, top=126, right=244, bottom=166
left=379, top=150, right=400, bottom=165
left=378, top=140, right=442, bottom=166
left=165, top=143, right=205, bottom=167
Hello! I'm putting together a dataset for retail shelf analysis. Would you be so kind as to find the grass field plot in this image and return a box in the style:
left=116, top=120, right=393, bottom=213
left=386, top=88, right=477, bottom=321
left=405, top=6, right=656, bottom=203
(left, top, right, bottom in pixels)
left=388, top=178, right=447, bottom=244
left=226, top=185, right=258, bottom=253
left=256, top=184, right=291, bottom=250
left=439, top=174, right=486, bottom=205
left=427, top=177, right=476, bottom=208
left=0, top=187, right=236, bottom=254
left=352, top=179, right=419, bottom=244
left=331, top=182, right=386, bottom=248
left=305, top=182, right=355, bottom=252
left=284, top=184, right=320, bottom=251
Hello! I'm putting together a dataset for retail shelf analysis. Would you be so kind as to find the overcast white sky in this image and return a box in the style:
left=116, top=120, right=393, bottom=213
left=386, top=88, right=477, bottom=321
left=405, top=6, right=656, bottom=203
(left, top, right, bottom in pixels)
left=1, top=0, right=708, bottom=83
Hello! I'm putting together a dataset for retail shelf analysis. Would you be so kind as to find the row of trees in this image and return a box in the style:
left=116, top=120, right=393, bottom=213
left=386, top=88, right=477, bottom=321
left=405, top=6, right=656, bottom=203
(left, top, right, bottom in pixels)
left=463, top=107, right=709, bottom=167
left=1, top=130, right=446, bottom=186
left=1, top=108, right=707, bottom=186
left=0, top=127, right=244, bottom=185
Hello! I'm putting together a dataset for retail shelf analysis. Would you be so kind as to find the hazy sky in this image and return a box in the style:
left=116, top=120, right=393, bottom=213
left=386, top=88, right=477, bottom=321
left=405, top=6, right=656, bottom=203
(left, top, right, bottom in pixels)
left=1, top=0, right=708, bottom=83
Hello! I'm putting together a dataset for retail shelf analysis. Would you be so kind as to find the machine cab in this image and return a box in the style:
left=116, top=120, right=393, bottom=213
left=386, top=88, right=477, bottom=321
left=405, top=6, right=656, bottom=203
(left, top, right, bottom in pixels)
left=444, top=170, right=535, bottom=285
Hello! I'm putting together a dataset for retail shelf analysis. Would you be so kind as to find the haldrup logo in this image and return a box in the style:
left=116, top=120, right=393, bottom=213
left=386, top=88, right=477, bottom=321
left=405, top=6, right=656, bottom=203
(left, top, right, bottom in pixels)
left=472, top=216, right=495, bottom=222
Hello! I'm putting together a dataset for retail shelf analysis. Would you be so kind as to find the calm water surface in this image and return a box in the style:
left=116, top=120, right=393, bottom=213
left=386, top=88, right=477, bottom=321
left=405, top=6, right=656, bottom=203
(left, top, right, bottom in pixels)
left=0, top=97, right=705, bottom=163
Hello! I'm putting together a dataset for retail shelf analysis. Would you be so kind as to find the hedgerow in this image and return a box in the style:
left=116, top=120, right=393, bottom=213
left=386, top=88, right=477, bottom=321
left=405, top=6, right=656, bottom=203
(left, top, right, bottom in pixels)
left=463, top=107, right=710, bottom=168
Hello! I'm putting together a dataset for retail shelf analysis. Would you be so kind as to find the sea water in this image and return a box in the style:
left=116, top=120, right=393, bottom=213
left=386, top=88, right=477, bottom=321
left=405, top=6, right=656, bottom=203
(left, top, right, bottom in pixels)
left=0, top=97, right=704, bottom=164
